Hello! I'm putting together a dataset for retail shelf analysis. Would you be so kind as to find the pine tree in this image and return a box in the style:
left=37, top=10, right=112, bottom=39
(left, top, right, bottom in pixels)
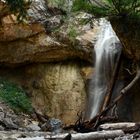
left=72, top=0, right=140, bottom=19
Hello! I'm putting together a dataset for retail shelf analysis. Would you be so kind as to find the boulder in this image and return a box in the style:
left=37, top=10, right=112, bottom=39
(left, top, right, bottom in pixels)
left=110, top=17, right=140, bottom=61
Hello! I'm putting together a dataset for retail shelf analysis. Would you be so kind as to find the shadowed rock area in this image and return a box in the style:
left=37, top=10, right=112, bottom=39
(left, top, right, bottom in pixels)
left=110, top=17, right=140, bottom=61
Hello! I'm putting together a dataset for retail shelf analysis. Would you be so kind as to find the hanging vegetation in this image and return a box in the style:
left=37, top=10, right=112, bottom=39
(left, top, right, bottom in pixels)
left=4, top=0, right=32, bottom=21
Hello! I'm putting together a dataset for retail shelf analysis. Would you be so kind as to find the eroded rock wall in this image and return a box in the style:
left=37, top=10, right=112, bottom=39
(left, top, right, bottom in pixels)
left=0, top=62, right=87, bottom=124
left=25, top=62, right=86, bottom=124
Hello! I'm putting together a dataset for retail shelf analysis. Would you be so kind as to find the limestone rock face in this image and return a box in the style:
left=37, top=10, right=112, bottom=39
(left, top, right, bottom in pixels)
left=24, top=62, right=86, bottom=124
left=0, top=5, right=95, bottom=67
left=0, top=2, right=95, bottom=124
left=0, top=22, right=91, bottom=66
left=0, top=62, right=86, bottom=124
left=0, top=23, right=44, bottom=41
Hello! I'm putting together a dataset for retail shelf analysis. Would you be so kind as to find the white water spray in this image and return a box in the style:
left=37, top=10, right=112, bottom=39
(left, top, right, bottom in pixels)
left=86, top=19, right=122, bottom=119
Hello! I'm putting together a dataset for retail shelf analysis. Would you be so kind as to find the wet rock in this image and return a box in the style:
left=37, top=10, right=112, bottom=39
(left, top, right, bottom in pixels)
left=48, top=118, right=62, bottom=133
left=39, top=118, right=63, bottom=133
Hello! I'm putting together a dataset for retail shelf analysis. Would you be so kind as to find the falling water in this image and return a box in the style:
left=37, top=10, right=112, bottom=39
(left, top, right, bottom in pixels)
left=86, top=19, right=122, bottom=119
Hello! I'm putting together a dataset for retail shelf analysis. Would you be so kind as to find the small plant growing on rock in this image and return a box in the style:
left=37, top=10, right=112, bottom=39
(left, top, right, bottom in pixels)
left=0, top=78, right=33, bottom=114
left=67, top=25, right=78, bottom=43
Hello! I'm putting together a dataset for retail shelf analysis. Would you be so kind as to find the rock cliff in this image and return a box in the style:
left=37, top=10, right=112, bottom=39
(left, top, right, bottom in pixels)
left=1, top=1, right=140, bottom=124
left=0, top=20, right=92, bottom=67
left=110, top=18, right=140, bottom=61
left=0, top=2, right=97, bottom=124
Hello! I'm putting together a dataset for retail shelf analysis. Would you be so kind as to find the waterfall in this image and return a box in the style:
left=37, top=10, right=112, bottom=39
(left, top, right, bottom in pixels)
left=86, top=19, right=122, bottom=120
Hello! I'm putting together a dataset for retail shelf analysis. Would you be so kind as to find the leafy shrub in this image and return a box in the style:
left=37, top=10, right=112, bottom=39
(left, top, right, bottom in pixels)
left=0, top=78, right=33, bottom=113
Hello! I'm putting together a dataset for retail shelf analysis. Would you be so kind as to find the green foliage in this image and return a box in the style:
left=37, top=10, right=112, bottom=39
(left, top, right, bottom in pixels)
left=48, top=0, right=65, bottom=8
left=67, top=25, right=78, bottom=43
left=5, top=0, right=32, bottom=21
left=0, top=79, right=33, bottom=113
left=72, top=0, right=115, bottom=18
left=72, top=0, right=140, bottom=19
left=47, top=0, right=71, bottom=13
left=72, top=0, right=93, bottom=13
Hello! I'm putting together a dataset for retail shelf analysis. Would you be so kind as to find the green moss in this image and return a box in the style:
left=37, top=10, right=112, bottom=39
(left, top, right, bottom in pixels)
left=0, top=78, right=33, bottom=113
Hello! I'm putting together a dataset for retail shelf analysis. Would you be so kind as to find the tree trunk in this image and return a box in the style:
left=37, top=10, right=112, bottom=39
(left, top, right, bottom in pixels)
left=45, top=130, right=124, bottom=140
left=99, top=122, right=136, bottom=130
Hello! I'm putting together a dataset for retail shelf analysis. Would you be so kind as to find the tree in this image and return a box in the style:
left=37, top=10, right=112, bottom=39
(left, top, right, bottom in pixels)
left=72, top=0, right=140, bottom=19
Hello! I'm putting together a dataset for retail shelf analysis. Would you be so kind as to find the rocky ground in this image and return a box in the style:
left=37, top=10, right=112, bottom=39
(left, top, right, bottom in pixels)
left=0, top=101, right=64, bottom=139
left=0, top=101, right=140, bottom=140
left=0, top=101, right=40, bottom=131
